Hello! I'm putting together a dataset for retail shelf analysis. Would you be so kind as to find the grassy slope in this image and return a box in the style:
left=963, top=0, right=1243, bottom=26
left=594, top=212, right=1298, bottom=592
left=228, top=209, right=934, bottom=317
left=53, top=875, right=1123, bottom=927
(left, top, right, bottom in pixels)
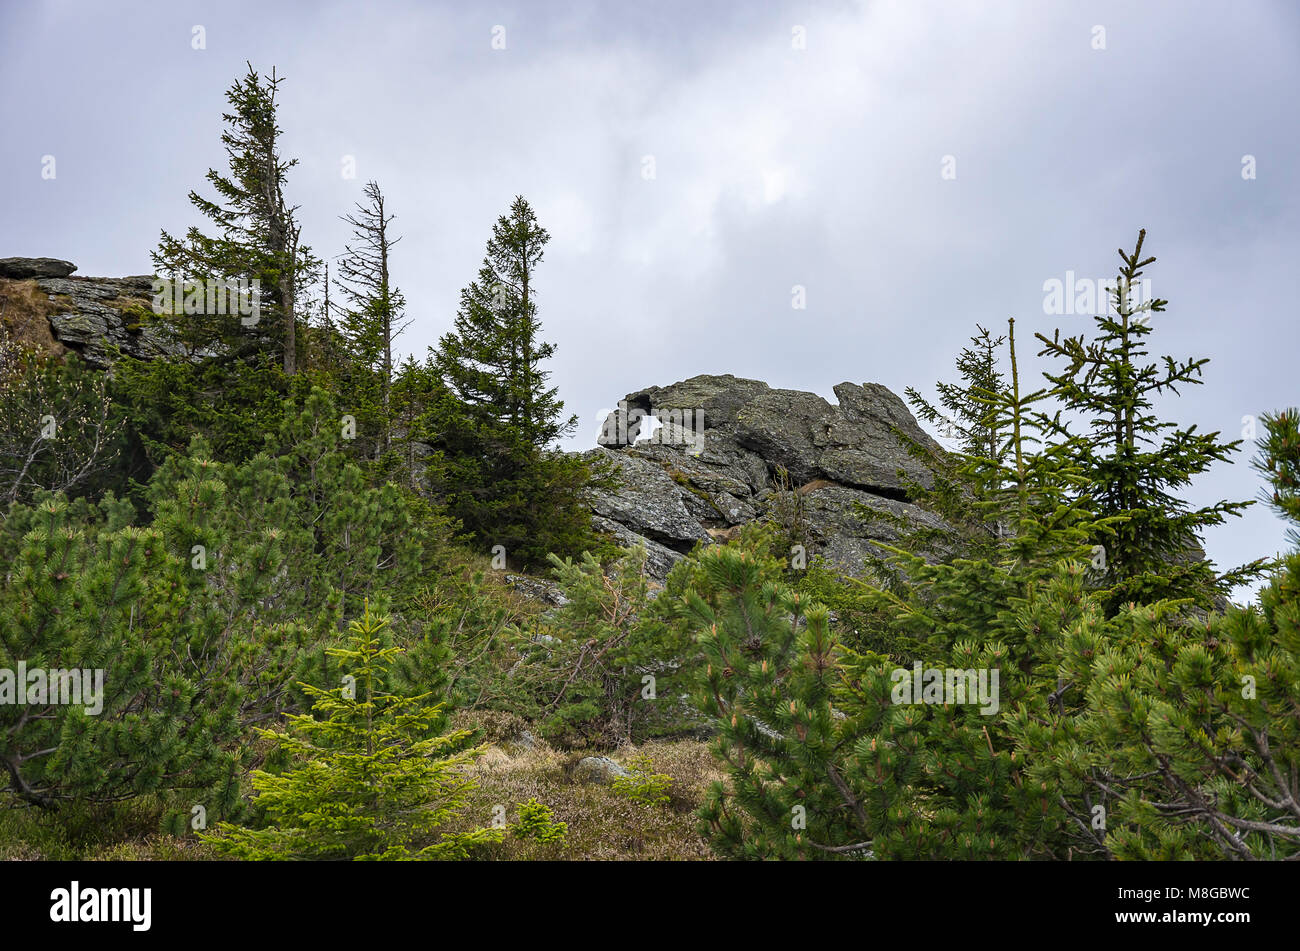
left=0, top=735, right=720, bottom=861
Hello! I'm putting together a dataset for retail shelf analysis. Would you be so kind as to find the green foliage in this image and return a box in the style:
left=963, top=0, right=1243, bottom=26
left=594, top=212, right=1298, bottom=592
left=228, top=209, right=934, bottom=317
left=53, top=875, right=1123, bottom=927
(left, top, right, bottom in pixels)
left=111, top=351, right=283, bottom=474
left=1254, top=408, right=1300, bottom=548
left=0, top=493, right=247, bottom=815
left=201, top=604, right=502, bottom=860
left=147, top=386, right=428, bottom=611
left=689, top=319, right=1102, bottom=859
left=427, top=196, right=599, bottom=568
left=512, top=798, right=568, bottom=842
left=1036, top=230, right=1261, bottom=613
left=501, top=545, right=694, bottom=745
left=388, top=563, right=529, bottom=711
left=796, top=556, right=901, bottom=657
left=0, top=388, right=437, bottom=821
left=1010, top=410, right=1300, bottom=859
left=688, top=542, right=857, bottom=859
left=611, top=754, right=673, bottom=807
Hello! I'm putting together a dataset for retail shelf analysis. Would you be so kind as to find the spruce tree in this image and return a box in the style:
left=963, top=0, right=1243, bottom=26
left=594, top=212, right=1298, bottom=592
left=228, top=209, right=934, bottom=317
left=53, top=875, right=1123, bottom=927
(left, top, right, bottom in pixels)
left=434, top=196, right=570, bottom=446
left=906, top=323, right=1007, bottom=462
left=121, top=65, right=321, bottom=470
left=1036, top=229, right=1260, bottom=613
left=845, top=318, right=1102, bottom=858
left=871, top=323, right=1010, bottom=574
left=201, top=603, right=502, bottom=860
left=430, top=197, right=596, bottom=568
left=153, top=63, right=318, bottom=375
left=1254, top=408, right=1300, bottom=548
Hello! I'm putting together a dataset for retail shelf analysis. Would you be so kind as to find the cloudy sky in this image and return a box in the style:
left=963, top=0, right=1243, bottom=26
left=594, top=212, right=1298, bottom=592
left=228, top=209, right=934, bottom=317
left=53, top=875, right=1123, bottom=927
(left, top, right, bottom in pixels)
left=2, top=0, right=1297, bottom=597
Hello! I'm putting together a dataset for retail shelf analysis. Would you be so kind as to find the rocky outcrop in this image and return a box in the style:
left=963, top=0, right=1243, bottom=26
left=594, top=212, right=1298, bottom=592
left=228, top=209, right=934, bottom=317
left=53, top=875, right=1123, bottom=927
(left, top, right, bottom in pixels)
left=0, top=258, right=183, bottom=366
left=583, top=374, right=948, bottom=582
left=598, top=374, right=942, bottom=498
left=36, top=274, right=182, bottom=366
left=0, top=257, right=77, bottom=279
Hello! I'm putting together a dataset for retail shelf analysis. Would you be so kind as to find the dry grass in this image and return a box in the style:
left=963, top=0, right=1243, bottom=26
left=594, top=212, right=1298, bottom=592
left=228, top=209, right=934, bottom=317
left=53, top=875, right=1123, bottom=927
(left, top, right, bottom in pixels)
left=797, top=478, right=837, bottom=495
left=0, top=733, right=725, bottom=861
left=449, top=734, right=723, bottom=860
left=0, top=278, right=67, bottom=356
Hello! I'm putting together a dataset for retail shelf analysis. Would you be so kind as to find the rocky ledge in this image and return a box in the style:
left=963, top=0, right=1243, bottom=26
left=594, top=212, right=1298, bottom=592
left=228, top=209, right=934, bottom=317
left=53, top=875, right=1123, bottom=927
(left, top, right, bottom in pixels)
left=0, top=257, right=178, bottom=365
left=0, top=257, right=79, bottom=280
left=581, top=374, right=948, bottom=582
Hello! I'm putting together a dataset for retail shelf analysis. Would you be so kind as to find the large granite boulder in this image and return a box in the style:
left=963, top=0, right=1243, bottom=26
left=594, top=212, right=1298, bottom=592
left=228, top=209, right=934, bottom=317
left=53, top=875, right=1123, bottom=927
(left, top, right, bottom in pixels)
left=597, top=374, right=942, bottom=499
left=583, top=374, right=950, bottom=583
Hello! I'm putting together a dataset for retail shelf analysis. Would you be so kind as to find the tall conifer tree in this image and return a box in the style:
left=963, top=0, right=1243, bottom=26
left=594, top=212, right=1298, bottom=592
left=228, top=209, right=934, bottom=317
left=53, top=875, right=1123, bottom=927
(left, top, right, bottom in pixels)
left=430, top=197, right=596, bottom=568
left=435, top=196, right=572, bottom=446
left=153, top=63, right=318, bottom=375
left=121, top=64, right=320, bottom=467
left=1036, top=230, right=1261, bottom=613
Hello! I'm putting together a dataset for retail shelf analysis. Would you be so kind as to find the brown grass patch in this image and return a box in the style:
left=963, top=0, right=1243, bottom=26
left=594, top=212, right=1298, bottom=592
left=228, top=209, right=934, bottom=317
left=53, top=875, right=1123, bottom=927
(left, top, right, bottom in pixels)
left=797, top=478, right=836, bottom=495
left=0, top=278, right=65, bottom=355
left=450, top=737, right=722, bottom=860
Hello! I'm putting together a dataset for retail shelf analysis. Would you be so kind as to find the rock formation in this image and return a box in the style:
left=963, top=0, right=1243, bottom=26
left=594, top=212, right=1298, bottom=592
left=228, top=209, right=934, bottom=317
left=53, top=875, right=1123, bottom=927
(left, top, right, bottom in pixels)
left=0, top=257, right=177, bottom=365
left=0, top=257, right=78, bottom=280
left=582, top=374, right=948, bottom=581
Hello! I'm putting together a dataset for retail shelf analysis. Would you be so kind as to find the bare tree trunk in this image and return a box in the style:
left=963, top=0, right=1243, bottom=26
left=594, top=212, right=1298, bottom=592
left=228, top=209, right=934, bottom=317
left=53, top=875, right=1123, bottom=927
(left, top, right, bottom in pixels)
left=379, top=189, right=391, bottom=452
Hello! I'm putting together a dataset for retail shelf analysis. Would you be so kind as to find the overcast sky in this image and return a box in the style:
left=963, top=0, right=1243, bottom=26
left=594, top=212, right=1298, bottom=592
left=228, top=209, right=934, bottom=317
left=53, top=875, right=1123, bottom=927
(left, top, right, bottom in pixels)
left=2, top=0, right=1297, bottom=598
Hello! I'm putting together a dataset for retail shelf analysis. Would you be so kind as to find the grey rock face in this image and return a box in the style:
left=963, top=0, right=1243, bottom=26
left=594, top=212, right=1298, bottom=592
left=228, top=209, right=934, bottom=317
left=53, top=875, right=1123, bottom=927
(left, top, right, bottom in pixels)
left=34, top=274, right=184, bottom=366
left=599, top=374, right=940, bottom=497
left=581, top=374, right=949, bottom=583
left=590, top=516, right=684, bottom=583
left=797, top=484, right=948, bottom=570
left=0, top=257, right=77, bottom=279
left=581, top=447, right=712, bottom=549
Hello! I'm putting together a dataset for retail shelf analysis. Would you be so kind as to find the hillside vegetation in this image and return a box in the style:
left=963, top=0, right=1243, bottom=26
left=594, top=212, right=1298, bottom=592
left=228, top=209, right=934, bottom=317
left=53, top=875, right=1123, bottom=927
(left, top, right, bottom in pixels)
left=2, top=64, right=1297, bottom=862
